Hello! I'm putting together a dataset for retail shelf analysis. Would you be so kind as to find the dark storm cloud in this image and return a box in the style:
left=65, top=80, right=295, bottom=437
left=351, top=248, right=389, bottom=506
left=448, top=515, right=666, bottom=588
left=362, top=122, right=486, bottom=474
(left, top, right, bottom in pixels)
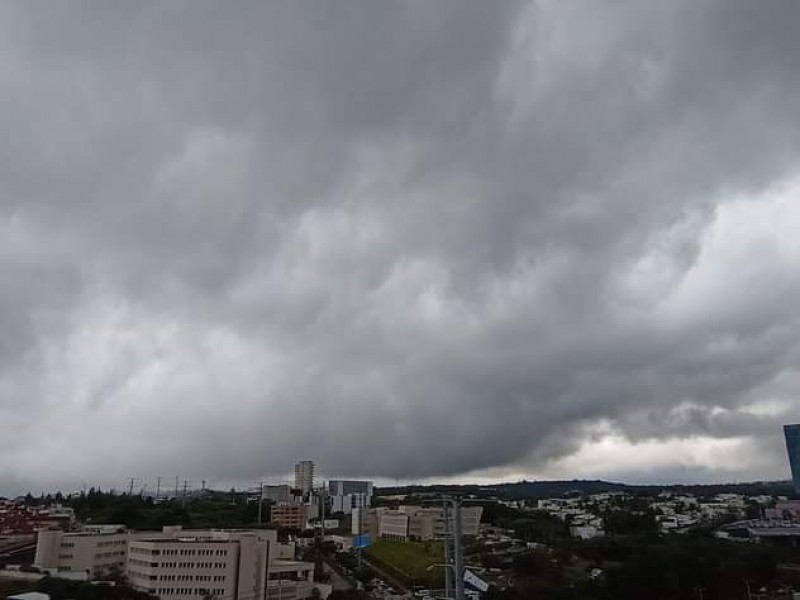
left=1, top=0, right=800, bottom=494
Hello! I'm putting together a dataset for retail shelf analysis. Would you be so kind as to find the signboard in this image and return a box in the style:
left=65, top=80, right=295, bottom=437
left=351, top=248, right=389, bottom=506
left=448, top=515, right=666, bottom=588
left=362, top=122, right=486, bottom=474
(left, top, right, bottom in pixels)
left=463, top=569, right=489, bottom=593
left=352, top=534, right=371, bottom=549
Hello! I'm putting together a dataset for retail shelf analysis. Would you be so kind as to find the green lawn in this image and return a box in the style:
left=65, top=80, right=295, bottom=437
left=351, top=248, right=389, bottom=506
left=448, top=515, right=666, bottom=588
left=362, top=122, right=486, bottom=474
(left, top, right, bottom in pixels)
left=365, top=539, right=444, bottom=581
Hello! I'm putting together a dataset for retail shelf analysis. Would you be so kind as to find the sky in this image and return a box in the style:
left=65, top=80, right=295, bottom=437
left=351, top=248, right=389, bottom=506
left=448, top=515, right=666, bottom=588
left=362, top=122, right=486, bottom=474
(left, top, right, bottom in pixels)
left=2, top=0, right=800, bottom=496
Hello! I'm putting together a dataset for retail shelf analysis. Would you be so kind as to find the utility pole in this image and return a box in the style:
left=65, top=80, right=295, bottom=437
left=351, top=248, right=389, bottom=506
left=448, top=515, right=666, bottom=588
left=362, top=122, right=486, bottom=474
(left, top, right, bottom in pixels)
left=128, top=477, right=135, bottom=496
left=453, top=501, right=465, bottom=600
left=257, top=482, right=263, bottom=526
left=156, top=477, right=161, bottom=501
left=175, top=476, right=179, bottom=499
left=441, top=497, right=466, bottom=600
left=443, top=501, right=453, bottom=599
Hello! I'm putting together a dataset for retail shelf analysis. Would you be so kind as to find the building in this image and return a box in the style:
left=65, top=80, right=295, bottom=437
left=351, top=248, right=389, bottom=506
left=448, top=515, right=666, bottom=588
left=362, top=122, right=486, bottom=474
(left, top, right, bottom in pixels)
left=127, top=528, right=271, bottom=600
left=34, top=528, right=145, bottom=576
left=357, top=506, right=483, bottom=541
left=262, top=484, right=292, bottom=505
left=271, top=505, right=308, bottom=529
left=785, top=424, right=800, bottom=492
left=378, top=512, right=409, bottom=541
left=267, top=559, right=315, bottom=599
left=294, top=461, right=315, bottom=494
left=328, top=480, right=373, bottom=515
left=35, top=526, right=320, bottom=600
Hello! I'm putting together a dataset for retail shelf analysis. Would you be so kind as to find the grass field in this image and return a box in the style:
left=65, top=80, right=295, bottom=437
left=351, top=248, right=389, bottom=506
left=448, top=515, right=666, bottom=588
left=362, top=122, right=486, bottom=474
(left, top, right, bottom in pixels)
left=365, top=539, right=444, bottom=581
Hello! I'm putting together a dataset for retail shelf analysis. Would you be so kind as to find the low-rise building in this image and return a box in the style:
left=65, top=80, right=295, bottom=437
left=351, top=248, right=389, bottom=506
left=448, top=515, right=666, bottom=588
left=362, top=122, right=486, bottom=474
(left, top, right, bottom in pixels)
left=357, top=506, right=483, bottom=541
left=35, top=526, right=320, bottom=600
left=271, top=505, right=308, bottom=529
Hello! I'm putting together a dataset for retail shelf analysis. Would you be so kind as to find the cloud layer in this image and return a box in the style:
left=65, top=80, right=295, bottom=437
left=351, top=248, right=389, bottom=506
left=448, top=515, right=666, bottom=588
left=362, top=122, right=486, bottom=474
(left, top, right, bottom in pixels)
left=2, top=0, right=800, bottom=494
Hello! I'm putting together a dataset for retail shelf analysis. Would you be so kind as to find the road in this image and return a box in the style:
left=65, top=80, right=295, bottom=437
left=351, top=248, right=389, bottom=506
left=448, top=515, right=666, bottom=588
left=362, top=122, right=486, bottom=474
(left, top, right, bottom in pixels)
left=323, top=558, right=354, bottom=591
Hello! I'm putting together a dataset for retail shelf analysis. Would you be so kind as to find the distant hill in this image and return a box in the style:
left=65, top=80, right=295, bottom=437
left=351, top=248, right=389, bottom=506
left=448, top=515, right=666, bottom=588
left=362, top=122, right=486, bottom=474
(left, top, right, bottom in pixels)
left=376, top=479, right=797, bottom=500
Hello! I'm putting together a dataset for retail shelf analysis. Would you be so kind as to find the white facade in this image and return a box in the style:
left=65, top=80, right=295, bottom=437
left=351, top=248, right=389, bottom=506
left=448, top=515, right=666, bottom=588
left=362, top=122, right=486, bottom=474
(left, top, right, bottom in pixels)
left=294, top=461, right=315, bottom=493
left=328, top=480, right=373, bottom=515
left=35, top=527, right=321, bottom=600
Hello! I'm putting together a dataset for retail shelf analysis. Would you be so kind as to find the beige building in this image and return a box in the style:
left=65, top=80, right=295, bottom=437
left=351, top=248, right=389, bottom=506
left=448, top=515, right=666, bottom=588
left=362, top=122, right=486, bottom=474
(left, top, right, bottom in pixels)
left=378, top=512, right=409, bottom=541
left=126, top=528, right=272, bottom=600
left=35, top=526, right=320, bottom=600
left=358, top=506, right=483, bottom=541
left=267, top=559, right=315, bottom=599
left=271, top=505, right=308, bottom=529
left=34, top=528, right=148, bottom=576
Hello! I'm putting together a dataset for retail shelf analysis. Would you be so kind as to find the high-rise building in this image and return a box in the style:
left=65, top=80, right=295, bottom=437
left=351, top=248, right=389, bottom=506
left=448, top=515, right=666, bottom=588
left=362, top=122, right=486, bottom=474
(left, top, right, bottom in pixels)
left=785, top=424, right=800, bottom=492
left=294, top=460, right=315, bottom=493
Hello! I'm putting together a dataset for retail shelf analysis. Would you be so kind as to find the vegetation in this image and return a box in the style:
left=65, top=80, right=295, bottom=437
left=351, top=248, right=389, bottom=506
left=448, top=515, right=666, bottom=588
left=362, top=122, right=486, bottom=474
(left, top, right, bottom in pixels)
left=66, top=488, right=270, bottom=530
left=37, top=577, right=158, bottom=600
left=364, top=539, right=444, bottom=585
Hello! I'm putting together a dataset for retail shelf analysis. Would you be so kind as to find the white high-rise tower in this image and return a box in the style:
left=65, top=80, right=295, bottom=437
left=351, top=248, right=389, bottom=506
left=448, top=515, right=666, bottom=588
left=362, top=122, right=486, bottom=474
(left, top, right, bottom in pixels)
left=294, top=460, right=315, bottom=493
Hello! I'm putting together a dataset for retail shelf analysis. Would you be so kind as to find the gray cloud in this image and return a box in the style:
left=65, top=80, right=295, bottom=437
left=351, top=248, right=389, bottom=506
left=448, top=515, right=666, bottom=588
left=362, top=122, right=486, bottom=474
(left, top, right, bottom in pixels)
left=1, top=0, right=800, bottom=494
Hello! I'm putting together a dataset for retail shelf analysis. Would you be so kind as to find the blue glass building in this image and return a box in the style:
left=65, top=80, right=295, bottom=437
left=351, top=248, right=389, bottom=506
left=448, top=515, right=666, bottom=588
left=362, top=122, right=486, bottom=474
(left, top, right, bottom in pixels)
left=784, top=424, right=800, bottom=493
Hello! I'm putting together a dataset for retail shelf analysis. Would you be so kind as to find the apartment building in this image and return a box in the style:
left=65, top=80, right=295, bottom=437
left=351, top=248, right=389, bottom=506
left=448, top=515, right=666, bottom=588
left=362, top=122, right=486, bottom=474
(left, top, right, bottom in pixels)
left=271, top=505, right=308, bottom=529
left=294, top=461, right=315, bottom=494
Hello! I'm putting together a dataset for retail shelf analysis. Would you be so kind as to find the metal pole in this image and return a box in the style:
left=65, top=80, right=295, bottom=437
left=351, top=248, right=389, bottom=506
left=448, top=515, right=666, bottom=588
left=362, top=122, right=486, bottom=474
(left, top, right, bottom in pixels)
left=258, top=482, right=263, bottom=526
left=453, top=500, right=464, bottom=600
left=443, top=501, right=453, bottom=599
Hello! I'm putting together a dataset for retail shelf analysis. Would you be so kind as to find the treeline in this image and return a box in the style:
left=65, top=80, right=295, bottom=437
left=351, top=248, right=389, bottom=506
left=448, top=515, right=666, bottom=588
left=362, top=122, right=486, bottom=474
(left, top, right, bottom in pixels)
left=488, top=532, right=800, bottom=600
left=377, top=479, right=798, bottom=501
left=66, top=488, right=266, bottom=530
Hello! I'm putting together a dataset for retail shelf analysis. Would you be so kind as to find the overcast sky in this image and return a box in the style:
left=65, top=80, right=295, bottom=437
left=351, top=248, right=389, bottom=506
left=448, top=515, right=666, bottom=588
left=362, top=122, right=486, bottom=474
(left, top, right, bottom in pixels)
left=2, top=0, right=800, bottom=496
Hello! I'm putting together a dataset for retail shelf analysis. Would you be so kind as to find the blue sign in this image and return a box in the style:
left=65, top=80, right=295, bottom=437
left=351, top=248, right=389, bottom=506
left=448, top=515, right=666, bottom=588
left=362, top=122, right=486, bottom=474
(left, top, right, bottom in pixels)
left=352, top=534, right=372, bottom=549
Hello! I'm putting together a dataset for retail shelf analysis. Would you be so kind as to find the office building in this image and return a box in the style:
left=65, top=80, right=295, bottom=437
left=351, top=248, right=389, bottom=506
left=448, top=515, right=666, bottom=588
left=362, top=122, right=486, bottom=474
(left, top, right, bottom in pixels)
left=294, top=461, right=315, bottom=493
left=127, top=528, right=270, bottom=599
left=328, top=480, right=373, bottom=515
left=35, top=526, right=320, bottom=600
left=35, top=528, right=147, bottom=576
left=262, top=484, right=292, bottom=505
left=356, top=505, right=483, bottom=541
left=785, top=424, right=800, bottom=493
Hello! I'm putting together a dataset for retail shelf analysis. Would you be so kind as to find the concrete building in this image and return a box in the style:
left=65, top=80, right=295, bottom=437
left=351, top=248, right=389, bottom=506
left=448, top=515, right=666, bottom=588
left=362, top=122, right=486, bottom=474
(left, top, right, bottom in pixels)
left=358, top=506, right=483, bottom=541
left=262, top=485, right=292, bottom=505
left=35, top=526, right=320, bottom=600
left=127, top=528, right=271, bottom=599
left=271, top=505, right=308, bottom=529
left=267, top=559, right=315, bottom=599
left=378, top=512, right=409, bottom=541
left=34, top=528, right=147, bottom=576
left=328, top=481, right=373, bottom=515
left=294, top=461, right=315, bottom=494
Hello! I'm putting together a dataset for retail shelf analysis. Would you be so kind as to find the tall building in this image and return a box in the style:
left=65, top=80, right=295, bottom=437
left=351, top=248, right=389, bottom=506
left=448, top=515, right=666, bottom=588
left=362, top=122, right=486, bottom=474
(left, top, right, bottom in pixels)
left=294, top=460, right=315, bottom=493
left=785, top=424, right=800, bottom=492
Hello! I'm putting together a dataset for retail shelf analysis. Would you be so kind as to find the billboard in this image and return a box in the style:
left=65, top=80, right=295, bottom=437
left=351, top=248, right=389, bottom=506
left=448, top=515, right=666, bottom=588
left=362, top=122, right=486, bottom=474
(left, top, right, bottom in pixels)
left=353, top=534, right=372, bottom=549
